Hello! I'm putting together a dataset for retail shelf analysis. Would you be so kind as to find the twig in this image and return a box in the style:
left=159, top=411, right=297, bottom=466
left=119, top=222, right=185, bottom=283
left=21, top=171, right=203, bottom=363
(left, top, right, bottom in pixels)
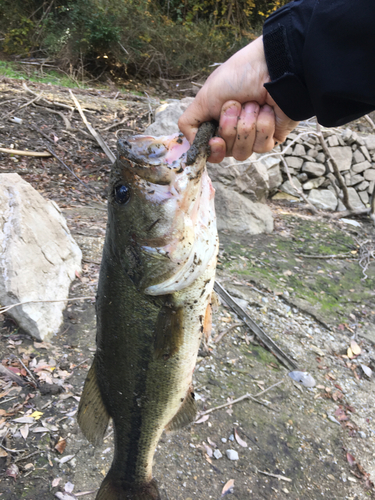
left=0, top=296, right=95, bottom=314
left=29, top=124, right=70, bottom=153
left=71, top=358, right=90, bottom=371
left=75, top=491, right=99, bottom=497
left=69, top=90, right=115, bottom=163
left=214, top=282, right=298, bottom=370
left=196, top=379, right=285, bottom=418
left=279, top=155, right=319, bottom=214
left=257, top=469, right=292, bottom=482
left=23, top=83, right=74, bottom=111
left=0, top=364, right=27, bottom=387
left=46, top=147, right=91, bottom=189
left=2, top=90, right=44, bottom=120
left=316, top=123, right=353, bottom=210
left=0, top=147, right=51, bottom=157
left=14, top=450, right=40, bottom=463
left=364, top=114, right=375, bottom=131
left=17, top=357, right=38, bottom=387
left=298, top=253, right=356, bottom=259
left=213, top=323, right=242, bottom=344
left=100, top=117, right=128, bottom=132
left=0, top=443, right=27, bottom=453
left=33, top=103, right=73, bottom=130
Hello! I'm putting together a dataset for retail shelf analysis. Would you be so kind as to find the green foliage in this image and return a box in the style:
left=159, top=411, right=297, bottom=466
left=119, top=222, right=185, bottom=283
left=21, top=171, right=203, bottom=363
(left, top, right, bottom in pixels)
left=0, top=0, right=291, bottom=79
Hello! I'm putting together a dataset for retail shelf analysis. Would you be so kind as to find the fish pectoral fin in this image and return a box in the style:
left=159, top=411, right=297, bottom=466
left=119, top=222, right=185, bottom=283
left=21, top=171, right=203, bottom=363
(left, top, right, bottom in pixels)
left=77, top=358, right=110, bottom=446
left=165, top=386, right=197, bottom=431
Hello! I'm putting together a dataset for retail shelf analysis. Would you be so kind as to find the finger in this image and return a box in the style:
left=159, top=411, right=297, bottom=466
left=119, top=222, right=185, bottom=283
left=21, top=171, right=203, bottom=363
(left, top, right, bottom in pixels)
left=274, top=108, right=299, bottom=145
left=207, top=137, right=226, bottom=163
left=217, top=101, right=242, bottom=156
left=231, top=101, right=259, bottom=161
left=253, top=104, right=276, bottom=153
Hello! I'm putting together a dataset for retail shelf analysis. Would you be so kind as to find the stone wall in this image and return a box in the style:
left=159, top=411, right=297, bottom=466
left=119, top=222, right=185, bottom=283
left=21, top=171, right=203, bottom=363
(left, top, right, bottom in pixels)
left=278, top=129, right=375, bottom=211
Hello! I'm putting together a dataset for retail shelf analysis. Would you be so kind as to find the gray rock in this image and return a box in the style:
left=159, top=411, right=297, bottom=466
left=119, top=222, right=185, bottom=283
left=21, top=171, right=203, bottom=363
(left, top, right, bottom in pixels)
left=352, top=161, right=371, bottom=173
left=296, top=172, right=308, bottom=183
left=347, top=187, right=365, bottom=209
left=226, top=450, right=239, bottom=461
left=364, top=169, right=375, bottom=181
left=213, top=184, right=274, bottom=235
left=144, top=97, right=194, bottom=136
left=267, top=164, right=283, bottom=191
left=308, top=189, right=338, bottom=211
left=358, top=190, right=369, bottom=205
left=302, top=177, right=325, bottom=190
left=328, top=146, right=352, bottom=171
left=213, top=449, right=223, bottom=459
left=364, top=134, right=375, bottom=152
left=352, top=150, right=366, bottom=164
left=208, top=156, right=269, bottom=203
left=302, top=155, right=317, bottom=162
left=280, top=178, right=302, bottom=197
left=346, top=174, right=364, bottom=186
left=0, top=174, right=82, bottom=340
left=315, top=152, right=326, bottom=163
left=302, top=161, right=326, bottom=177
left=285, top=156, right=303, bottom=169
left=306, top=148, right=318, bottom=158
left=292, top=144, right=306, bottom=156
left=341, top=129, right=353, bottom=142
left=368, top=180, right=375, bottom=194
left=327, top=135, right=339, bottom=147
left=359, top=145, right=371, bottom=162
left=357, top=180, right=370, bottom=191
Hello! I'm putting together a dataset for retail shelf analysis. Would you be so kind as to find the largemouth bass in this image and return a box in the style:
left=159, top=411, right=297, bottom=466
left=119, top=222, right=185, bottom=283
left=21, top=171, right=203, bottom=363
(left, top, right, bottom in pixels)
left=77, top=122, right=218, bottom=500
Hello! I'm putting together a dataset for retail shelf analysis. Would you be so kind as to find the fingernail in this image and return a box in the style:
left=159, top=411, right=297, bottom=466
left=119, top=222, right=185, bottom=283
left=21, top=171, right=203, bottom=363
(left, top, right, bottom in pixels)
left=244, top=102, right=259, bottom=114
left=224, top=105, right=239, bottom=117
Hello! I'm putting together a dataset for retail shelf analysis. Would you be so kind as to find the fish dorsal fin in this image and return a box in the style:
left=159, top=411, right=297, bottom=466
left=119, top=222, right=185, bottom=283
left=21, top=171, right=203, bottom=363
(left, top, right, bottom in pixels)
left=77, top=358, right=110, bottom=446
left=165, top=386, right=197, bottom=431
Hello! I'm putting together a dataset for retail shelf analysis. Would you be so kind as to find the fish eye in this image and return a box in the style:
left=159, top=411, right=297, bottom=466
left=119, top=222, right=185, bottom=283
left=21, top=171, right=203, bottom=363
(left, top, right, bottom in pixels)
left=114, top=184, right=130, bottom=205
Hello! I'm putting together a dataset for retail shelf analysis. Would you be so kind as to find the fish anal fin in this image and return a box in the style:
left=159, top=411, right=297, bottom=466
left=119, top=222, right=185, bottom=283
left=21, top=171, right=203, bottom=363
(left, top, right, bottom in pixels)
left=97, top=471, right=160, bottom=500
left=77, top=358, right=109, bottom=446
left=203, top=302, right=212, bottom=343
left=165, top=386, right=197, bottom=432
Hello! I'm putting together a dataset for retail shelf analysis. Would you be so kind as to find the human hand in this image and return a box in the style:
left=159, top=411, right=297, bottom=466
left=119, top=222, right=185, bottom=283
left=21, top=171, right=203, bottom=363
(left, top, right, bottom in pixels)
left=178, top=36, right=299, bottom=163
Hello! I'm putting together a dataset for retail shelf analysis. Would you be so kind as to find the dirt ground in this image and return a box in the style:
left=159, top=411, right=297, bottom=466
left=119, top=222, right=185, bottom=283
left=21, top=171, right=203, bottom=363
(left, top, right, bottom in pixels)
left=1, top=77, right=375, bottom=500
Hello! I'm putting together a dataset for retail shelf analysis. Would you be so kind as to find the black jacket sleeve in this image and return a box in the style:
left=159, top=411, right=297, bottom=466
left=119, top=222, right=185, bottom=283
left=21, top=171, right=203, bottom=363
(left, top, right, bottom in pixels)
left=262, top=0, right=375, bottom=127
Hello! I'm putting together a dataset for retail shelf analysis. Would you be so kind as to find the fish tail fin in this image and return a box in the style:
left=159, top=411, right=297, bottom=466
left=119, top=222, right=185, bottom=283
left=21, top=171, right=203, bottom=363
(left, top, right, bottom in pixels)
left=77, top=358, right=110, bottom=446
left=97, top=471, right=161, bottom=500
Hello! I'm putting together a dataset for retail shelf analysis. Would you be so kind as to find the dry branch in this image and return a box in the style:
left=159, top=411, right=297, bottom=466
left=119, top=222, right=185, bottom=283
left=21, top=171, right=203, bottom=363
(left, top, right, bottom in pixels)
left=0, top=147, right=52, bottom=157
left=69, top=90, right=116, bottom=163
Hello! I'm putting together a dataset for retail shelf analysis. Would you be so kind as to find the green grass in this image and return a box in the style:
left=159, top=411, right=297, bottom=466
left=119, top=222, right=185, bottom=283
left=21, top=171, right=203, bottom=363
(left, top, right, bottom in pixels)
left=0, top=60, right=85, bottom=88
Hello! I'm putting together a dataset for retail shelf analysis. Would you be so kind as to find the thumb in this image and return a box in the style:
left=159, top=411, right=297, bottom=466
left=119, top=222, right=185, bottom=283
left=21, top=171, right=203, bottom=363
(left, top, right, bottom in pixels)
left=178, top=93, right=214, bottom=144
left=273, top=107, right=299, bottom=145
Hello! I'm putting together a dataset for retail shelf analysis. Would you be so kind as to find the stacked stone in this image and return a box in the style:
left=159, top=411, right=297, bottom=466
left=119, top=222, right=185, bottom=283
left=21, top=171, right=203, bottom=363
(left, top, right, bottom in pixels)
left=279, top=130, right=375, bottom=211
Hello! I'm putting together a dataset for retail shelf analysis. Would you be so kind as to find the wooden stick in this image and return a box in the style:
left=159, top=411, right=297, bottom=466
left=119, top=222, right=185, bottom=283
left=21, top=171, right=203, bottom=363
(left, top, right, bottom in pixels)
left=0, top=147, right=51, bottom=157
left=196, top=379, right=285, bottom=418
left=69, top=90, right=116, bottom=163
left=257, top=469, right=292, bottom=482
left=213, top=323, right=242, bottom=343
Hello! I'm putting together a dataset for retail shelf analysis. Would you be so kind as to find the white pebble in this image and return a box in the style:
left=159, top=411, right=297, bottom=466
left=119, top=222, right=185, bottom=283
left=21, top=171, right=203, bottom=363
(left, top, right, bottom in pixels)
left=226, top=449, right=239, bottom=461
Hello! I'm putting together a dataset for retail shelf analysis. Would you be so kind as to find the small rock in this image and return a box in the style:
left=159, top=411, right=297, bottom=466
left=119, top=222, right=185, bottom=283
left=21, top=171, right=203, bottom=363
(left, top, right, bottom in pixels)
left=198, top=366, right=205, bottom=372
left=302, top=161, right=326, bottom=177
left=352, top=149, right=366, bottom=164
left=229, top=434, right=235, bottom=441
left=221, top=438, right=227, bottom=443
left=261, top=297, right=269, bottom=304
left=302, top=177, right=325, bottom=190
left=285, top=156, right=303, bottom=169
left=328, top=146, right=353, bottom=171
left=213, top=449, right=223, bottom=459
left=357, top=180, right=370, bottom=191
left=280, top=178, right=302, bottom=197
left=226, top=450, right=239, bottom=461
left=364, top=134, right=375, bottom=152
left=347, top=187, right=365, bottom=209
left=358, top=431, right=367, bottom=439
left=359, top=145, right=371, bottom=161
left=358, top=190, right=369, bottom=205
left=364, top=168, right=375, bottom=181
left=352, top=160, right=371, bottom=173
left=308, top=189, right=338, bottom=211
left=296, top=172, right=308, bottom=183
left=327, top=135, right=339, bottom=147
left=292, top=144, right=306, bottom=156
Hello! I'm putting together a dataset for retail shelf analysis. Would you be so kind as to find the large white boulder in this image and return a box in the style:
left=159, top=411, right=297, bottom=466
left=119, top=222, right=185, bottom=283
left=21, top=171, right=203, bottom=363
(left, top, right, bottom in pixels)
left=0, top=174, right=82, bottom=340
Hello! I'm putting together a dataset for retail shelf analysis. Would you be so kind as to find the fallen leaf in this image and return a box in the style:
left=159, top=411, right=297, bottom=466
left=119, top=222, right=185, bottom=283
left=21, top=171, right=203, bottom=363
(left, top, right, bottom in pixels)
left=30, top=411, right=43, bottom=420
left=234, top=428, right=247, bottom=448
left=195, top=415, right=209, bottom=424
left=207, top=437, right=217, bottom=448
left=12, top=416, right=34, bottom=424
left=347, top=347, right=354, bottom=359
left=55, top=437, right=67, bottom=454
left=0, top=448, right=8, bottom=457
left=347, top=453, right=356, bottom=466
left=6, top=463, right=19, bottom=480
left=221, top=479, right=234, bottom=496
left=56, top=454, right=75, bottom=464
left=202, top=442, right=213, bottom=458
left=350, top=340, right=361, bottom=356
left=20, top=424, right=29, bottom=440
left=52, top=477, right=62, bottom=488
left=361, top=364, right=373, bottom=378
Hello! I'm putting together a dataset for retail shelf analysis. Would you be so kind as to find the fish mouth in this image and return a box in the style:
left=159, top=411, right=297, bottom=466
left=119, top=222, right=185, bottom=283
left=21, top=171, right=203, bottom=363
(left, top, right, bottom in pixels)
left=117, top=134, right=191, bottom=185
